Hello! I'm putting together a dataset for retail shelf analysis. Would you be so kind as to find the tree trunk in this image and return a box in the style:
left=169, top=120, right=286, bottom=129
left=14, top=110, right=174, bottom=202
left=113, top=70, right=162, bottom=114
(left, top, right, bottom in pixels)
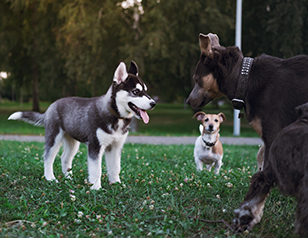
left=31, top=4, right=40, bottom=112
left=32, top=63, right=40, bottom=112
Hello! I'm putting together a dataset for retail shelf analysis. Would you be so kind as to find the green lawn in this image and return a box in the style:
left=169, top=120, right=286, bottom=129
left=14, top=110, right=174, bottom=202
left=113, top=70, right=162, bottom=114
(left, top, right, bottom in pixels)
left=0, top=141, right=297, bottom=237
left=0, top=100, right=259, bottom=137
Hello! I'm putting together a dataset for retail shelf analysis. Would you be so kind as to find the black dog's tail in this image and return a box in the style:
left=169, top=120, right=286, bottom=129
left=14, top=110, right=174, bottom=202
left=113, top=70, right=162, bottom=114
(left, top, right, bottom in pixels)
left=8, top=111, right=45, bottom=127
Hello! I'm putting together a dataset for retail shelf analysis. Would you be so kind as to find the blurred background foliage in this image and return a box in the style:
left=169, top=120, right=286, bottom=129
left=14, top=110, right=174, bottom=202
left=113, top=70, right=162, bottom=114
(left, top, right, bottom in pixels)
left=0, top=0, right=308, bottom=111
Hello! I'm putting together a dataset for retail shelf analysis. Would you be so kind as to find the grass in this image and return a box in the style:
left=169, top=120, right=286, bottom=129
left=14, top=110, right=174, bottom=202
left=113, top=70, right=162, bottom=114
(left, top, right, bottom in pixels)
left=0, top=140, right=297, bottom=237
left=0, top=100, right=259, bottom=137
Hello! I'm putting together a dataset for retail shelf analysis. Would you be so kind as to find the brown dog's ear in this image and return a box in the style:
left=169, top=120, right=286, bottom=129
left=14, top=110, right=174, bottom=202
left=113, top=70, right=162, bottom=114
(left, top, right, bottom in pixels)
left=208, top=33, right=220, bottom=47
left=218, top=112, right=226, bottom=123
left=193, top=111, right=206, bottom=121
left=199, top=33, right=220, bottom=58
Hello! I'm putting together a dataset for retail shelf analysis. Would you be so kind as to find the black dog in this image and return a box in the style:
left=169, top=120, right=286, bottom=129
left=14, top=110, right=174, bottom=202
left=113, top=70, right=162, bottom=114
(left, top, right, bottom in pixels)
left=233, top=102, right=308, bottom=235
left=187, top=33, right=308, bottom=170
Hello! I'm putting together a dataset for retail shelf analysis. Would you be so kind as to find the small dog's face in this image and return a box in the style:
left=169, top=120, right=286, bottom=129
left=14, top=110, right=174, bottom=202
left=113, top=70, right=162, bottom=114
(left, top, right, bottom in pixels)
left=193, top=111, right=226, bottom=134
left=113, top=61, right=156, bottom=123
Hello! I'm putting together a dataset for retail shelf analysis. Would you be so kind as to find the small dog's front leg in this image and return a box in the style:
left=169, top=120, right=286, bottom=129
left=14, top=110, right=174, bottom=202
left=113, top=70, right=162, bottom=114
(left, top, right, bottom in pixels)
left=213, top=158, right=222, bottom=174
left=195, top=157, right=204, bottom=171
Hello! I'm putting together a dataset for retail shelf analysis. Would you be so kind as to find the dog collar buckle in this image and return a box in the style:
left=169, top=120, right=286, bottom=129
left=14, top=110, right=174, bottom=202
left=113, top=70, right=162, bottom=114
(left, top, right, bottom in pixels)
left=232, top=98, right=245, bottom=110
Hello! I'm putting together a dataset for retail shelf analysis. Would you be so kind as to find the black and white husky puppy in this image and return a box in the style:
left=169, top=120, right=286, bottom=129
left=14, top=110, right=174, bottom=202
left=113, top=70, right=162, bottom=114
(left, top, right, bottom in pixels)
left=8, top=61, right=156, bottom=190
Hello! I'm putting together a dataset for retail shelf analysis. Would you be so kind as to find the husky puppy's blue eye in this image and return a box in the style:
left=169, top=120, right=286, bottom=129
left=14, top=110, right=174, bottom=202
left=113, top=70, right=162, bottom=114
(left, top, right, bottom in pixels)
left=132, top=89, right=140, bottom=95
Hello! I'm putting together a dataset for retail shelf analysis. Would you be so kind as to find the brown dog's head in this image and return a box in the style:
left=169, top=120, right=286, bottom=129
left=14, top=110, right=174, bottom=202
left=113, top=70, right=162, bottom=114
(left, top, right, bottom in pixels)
left=193, top=111, right=226, bottom=135
left=186, top=33, right=223, bottom=109
left=186, top=33, right=242, bottom=109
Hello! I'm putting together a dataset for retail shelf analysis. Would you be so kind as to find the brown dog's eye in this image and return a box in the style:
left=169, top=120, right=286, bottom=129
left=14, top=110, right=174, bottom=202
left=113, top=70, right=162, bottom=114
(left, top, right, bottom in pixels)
left=204, top=118, right=209, bottom=122
left=215, top=119, right=219, bottom=122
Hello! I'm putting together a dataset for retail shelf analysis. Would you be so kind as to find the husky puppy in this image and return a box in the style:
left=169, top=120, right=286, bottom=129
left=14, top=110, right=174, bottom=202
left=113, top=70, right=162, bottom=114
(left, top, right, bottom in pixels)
left=8, top=61, right=156, bottom=190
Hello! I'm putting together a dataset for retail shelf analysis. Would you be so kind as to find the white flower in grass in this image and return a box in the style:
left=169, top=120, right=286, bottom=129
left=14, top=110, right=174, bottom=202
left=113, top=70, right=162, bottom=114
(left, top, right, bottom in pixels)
left=226, top=182, right=233, bottom=188
left=108, top=230, right=113, bottom=235
left=78, top=211, right=83, bottom=218
left=70, top=194, right=76, bottom=201
left=149, top=205, right=154, bottom=210
left=74, top=219, right=81, bottom=224
left=216, top=194, right=220, bottom=199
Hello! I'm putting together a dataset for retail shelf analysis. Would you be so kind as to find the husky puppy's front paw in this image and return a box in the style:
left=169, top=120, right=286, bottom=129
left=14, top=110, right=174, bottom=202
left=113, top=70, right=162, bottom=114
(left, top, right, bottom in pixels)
left=109, top=177, right=121, bottom=185
left=233, top=206, right=255, bottom=233
left=44, top=174, right=59, bottom=183
left=90, top=183, right=102, bottom=190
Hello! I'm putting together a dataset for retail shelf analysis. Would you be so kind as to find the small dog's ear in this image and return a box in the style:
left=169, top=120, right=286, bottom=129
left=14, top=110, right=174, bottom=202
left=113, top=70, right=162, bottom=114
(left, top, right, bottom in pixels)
left=128, top=61, right=138, bottom=76
left=193, top=111, right=206, bottom=121
left=218, top=112, right=226, bottom=123
left=114, top=62, right=128, bottom=84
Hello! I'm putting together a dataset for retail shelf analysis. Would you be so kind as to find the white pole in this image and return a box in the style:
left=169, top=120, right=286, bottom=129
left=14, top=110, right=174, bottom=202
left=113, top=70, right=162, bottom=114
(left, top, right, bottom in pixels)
left=233, top=0, right=242, bottom=136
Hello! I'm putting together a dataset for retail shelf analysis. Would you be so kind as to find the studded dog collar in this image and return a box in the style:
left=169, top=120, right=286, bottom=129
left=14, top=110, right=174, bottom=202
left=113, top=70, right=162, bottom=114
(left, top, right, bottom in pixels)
left=232, top=57, right=254, bottom=111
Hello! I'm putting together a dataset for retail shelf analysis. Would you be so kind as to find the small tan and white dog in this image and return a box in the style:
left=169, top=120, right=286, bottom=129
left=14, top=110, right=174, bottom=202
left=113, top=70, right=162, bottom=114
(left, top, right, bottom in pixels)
left=193, top=111, right=226, bottom=174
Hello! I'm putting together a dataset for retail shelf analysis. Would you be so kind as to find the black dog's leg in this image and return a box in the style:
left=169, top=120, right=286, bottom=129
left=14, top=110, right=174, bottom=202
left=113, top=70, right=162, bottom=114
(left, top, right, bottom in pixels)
left=233, top=167, right=274, bottom=232
left=295, top=166, right=308, bottom=235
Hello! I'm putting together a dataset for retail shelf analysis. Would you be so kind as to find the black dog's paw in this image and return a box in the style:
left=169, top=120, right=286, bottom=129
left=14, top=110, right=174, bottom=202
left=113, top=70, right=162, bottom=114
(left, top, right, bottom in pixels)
left=233, top=206, right=254, bottom=233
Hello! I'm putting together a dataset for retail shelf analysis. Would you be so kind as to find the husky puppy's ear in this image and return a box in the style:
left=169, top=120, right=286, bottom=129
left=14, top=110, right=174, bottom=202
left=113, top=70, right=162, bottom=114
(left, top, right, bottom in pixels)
left=114, top=62, right=128, bottom=84
left=128, top=61, right=138, bottom=76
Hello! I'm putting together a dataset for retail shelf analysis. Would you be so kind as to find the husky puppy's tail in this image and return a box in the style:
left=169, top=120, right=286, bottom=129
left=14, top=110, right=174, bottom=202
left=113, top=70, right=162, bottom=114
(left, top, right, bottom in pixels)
left=8, top=111, right=45, bottom=127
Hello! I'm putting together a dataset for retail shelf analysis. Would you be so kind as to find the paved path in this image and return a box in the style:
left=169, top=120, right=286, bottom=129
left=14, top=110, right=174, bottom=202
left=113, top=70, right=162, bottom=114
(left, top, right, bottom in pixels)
left=0, top=135, right=263, bottom=145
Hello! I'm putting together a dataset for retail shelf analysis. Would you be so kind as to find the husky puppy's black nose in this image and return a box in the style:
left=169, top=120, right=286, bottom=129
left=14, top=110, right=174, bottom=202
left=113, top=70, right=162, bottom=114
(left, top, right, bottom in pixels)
left=150, top=101, right=156, bottom=108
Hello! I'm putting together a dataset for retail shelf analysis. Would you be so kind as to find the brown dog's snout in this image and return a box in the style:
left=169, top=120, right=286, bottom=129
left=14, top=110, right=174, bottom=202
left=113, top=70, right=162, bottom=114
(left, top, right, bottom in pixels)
left=186, top=98, right=191, bottom=106
left=208, top=124, right=214, bottom=131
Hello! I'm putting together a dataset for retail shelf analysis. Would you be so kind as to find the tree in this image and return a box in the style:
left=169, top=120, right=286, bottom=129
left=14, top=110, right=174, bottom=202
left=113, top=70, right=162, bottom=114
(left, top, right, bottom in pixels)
left=0, top=0, right=61, bottom=111
left=243, top=0, right=308, bottom=58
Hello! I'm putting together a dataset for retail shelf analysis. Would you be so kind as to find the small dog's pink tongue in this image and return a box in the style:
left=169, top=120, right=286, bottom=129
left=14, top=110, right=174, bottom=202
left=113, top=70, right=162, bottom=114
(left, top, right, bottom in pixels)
left=140, top=110, right=149, bottom=124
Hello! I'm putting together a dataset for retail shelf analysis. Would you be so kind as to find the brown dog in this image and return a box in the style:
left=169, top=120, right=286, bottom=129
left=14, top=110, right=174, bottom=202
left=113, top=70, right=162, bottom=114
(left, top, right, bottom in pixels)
left=186, top=33, right=308, bottom=233
left=233, top=102, right=308, bottom=235
left=186, top=32, right=308, bottom=170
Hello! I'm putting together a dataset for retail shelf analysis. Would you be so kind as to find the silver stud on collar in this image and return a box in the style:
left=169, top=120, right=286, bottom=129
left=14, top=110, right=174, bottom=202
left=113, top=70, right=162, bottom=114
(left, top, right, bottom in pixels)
left=241, top=57, right=253, bottom=75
